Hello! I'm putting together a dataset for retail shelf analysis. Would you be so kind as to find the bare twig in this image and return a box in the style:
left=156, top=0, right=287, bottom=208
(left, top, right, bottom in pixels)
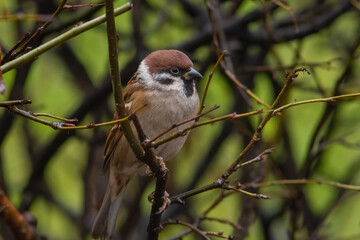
left=163, top=219, right=210, bottom=240
left=222, top=67, right=272, bottom=109
left=3, top=0, right=68, bottom=63
left=250, top=179, right=360, bottom=191
left=145, top=105, right=220, bottom=146
left=0, top=99, right=146, bottom=130
left=272, top=0, right=299, bottom=33
left=0, top=45, right=5, bottom=95
left=272, top=93, right=360, bottom=115
left=202, top=217, right=244, bottom=232
left=63, top=3, right=105, bottom=9
left=152, top=109, right=263, bottom=148
left=224, top=184, right=271, bottom=199
left=221, top=67, right=310, bottom=180
left=197, top=51, right=226, bottom=116
left=234, top=147, right=274, bottom=170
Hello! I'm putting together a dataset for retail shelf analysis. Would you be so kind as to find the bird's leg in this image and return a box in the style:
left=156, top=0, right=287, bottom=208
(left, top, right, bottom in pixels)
left=146, top=156, right=170, bottom=211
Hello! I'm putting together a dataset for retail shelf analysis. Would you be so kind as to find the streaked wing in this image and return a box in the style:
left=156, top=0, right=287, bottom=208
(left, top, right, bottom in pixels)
left=103, top=118, right=123, bottom=172
left=103, top=73, right=144, bottom=172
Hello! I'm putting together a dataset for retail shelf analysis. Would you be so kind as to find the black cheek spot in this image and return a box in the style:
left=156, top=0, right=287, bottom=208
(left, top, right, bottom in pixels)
left=182, top=78, right=194, bottom=97
left=156, top=77, right=174, bottom=85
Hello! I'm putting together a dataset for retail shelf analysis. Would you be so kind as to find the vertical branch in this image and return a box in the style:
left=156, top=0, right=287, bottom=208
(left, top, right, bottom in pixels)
left=130, top=114, right=168, bottom=240
left=197, top=51, right=225, bottom=116
left=104, top=1, right=144, bottom=159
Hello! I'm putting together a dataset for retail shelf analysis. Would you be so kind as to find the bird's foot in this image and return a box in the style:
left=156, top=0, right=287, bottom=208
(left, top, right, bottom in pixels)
left=156, top=156, right=168, bottom=176
left=156, top=191, right=170, bottom=214
left=145, top=166, right=154, bottom=177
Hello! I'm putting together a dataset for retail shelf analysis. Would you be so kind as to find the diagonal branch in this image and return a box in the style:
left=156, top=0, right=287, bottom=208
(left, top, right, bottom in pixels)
left=0, top=3, right=132, bottom=74
left=0, top=188, right=37, bottom=240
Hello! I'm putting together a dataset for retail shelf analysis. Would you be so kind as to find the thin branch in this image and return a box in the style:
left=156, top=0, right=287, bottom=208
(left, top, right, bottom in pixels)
left=1, top=33, right=31, bottom=64
left=170, top=181, right=221, bottom=204
left=8, top=0, right=68, bottom=60
left=234, top=147, right=274, bottom=170
left=221, top=67, right=310, bottom=180
left=63, top=3, right=105, bottom=9
left=272, top=0, right=299, bottom=33
left=31, top=113, right=78, bottom=123
left=0, top=3, right=132, bottom=74
left=1, top=99, right=146, bottom=130
left=224, top=184, right=271, bottom=199
left=202, top=217, right=244, bottom=232
left=221, top=67, right=272, bottom=109
left=197, top=51, right=226, bottom=116
left=152, top=109, right=263, bottom=148
left=251, top=179, right=360, bottom=191
left=272, top=93, right=360, bottom=115
left=145, top=105, right=220, bottom=146
left=0, top=99, right=32, bottom=106
left=163, top=219, right=210, bottom=240
left=0, top=45, right=4, bottom=95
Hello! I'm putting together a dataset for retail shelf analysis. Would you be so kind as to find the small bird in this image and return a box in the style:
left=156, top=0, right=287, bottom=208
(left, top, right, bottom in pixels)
left=91, top=50, right=202, bottom=239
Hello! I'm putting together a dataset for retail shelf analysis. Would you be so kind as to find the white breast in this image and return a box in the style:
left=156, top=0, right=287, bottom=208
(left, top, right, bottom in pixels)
left=138, top=87, right=199, bottom=160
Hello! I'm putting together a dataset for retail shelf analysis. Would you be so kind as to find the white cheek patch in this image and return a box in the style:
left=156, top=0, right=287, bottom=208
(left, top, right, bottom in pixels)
left=137, top=61, right=195, bottom=98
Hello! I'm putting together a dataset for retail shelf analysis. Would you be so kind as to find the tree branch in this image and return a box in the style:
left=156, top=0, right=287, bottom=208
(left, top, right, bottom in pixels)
left=0, top=3, right=132, bottom=74
left=0, top=188, right=36, bottom=240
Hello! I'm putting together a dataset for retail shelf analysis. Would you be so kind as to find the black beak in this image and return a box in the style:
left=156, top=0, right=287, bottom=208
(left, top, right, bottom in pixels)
left=183, top=68, right=202, bottom=81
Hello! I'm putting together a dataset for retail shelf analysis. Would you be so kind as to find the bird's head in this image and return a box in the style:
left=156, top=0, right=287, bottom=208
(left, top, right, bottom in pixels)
left=137, top=49, right=202, bottom=97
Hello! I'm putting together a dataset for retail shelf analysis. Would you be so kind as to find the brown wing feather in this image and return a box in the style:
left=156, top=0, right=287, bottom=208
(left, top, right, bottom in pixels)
left=103, top=73, right=145, bottom=171
left=103, top=119, right=123, bottom=171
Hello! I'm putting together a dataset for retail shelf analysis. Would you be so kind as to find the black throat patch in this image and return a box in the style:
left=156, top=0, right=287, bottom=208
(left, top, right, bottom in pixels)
left=182, top=78, right=194, bottom=97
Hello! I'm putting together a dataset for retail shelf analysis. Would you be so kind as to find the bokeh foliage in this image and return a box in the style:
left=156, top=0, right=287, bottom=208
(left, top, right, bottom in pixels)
left=1, top=0, right=360, bottom=239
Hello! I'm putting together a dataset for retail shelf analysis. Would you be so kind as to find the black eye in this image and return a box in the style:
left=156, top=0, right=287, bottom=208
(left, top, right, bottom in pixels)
left=170, top=67, right=180, bottom=75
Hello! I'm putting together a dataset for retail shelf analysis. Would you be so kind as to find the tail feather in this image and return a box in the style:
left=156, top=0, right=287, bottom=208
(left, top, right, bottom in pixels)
left=91, top=177, right=128, bottom=239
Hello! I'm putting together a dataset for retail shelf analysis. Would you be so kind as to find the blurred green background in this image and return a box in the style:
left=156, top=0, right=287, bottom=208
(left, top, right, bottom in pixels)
left=1, top=0, right=360, bottom=239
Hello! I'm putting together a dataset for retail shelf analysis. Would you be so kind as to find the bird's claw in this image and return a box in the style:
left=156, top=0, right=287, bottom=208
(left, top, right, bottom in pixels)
left=146, top=166, right=154, bottom=177
left=148, top=191, right=155, bottom=203
left=155, top=191, right=170, bottom=214
left=157, top=156, right=168, bottom=176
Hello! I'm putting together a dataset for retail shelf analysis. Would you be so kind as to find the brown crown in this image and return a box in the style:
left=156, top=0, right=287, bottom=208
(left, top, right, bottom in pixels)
left=144, top=50, right=193, bottom=75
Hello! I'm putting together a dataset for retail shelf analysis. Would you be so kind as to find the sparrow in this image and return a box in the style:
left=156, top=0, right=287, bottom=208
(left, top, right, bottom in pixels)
left=91, top=50, right=202, bottom=239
